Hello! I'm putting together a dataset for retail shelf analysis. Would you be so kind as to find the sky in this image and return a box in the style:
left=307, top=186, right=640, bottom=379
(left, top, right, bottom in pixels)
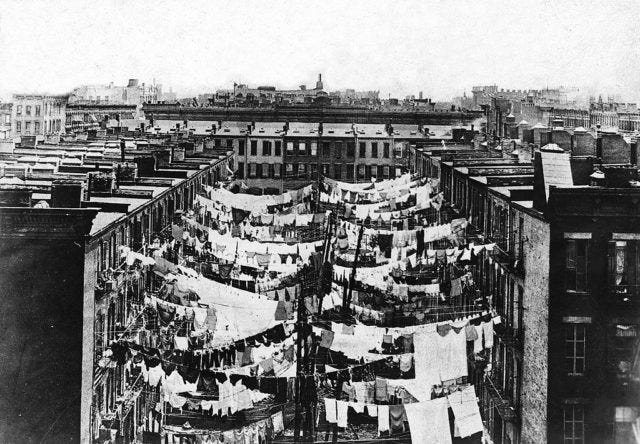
left=1, top=0, right=639, bottom=101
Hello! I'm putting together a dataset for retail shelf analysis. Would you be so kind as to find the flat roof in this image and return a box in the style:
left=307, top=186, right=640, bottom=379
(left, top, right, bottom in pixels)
left=87, top=196, right=148, bottom=212
left=89, top=211, right=126, bottom=236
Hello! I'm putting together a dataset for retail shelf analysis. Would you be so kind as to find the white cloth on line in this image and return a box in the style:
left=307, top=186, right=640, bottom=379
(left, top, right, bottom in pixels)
left=404, top=398, right=452, bottom=444
left=324, top=398, right=337, bottom=424
left=336, top=400, right=349, bottom=428
left=448, top=386, right=484, bottom=438
left=377, top=405, right=390, bottom=434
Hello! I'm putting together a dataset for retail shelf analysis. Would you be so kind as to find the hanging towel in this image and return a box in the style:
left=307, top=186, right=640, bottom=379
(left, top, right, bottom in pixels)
left=377, top=405, right=390, bottom=435
left=325, top=398, right=337, bottom=423
left=482, top=320, right=494, bottom=348
left=367, top=404, right=378, bottom=417
left=349, top=401, right=365, bottom=414
left=336, top=400, right=349, bottom=428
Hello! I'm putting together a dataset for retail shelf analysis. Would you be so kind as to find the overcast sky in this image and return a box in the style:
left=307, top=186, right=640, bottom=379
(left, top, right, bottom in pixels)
left=1, top=0, right=639, bottom=101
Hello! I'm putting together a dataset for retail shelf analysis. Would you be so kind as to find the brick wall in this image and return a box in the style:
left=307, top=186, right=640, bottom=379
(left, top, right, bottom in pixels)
left=520, top=212, right=551, bottom=444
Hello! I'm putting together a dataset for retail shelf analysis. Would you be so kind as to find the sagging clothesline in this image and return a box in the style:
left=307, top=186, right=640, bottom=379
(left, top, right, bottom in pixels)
left=204, top=184, right=314, bottom=213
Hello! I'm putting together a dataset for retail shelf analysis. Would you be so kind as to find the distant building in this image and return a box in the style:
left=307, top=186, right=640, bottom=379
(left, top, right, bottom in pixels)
left=11, top=94, right=68, bottom=138
left=0, top=102, right=12, bottom=138
left=69, top=79, right=166, bottom=105
left=211, top=74, right=333, bottom=107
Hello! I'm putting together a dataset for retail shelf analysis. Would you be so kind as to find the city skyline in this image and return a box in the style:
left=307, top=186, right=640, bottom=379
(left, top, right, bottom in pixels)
left=1, top=0, right=640, bottom=101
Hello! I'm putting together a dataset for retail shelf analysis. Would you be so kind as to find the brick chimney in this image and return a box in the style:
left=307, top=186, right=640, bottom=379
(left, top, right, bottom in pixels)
left=51, top=180, right=82, bottom=208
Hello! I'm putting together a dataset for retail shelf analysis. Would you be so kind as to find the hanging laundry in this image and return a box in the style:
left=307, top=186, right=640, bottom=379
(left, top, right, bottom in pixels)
left=389, top=404, right=406, bottom=433
left=375, top=377, right=388, bottom=402
left=325, top=398, right=337, bottom=423
left=448, top=386, right=483, bottom=438
left=404, top=398, right=452, bottom=444
left=473, top=325, right=483, bottom=354
left=336, top=400, right=349, bottom=428
left=320, top=330, right=335, bottom=348
left=482, top=320, right=494, bottom=348
left=377, top=405, right=390, bottom=435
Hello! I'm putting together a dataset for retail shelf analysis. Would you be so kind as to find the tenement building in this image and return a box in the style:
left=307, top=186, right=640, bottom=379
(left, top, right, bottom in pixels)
left=147, top=119, right=463, bottom=193
left=0, top=134, right=233, bottom=442
left=413, top=131, right=640, bottom=443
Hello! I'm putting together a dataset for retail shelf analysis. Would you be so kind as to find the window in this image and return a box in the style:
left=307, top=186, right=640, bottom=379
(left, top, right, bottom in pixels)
left=359, top=142, right=366, bottom=157
left=614, top=407, right=639, bottom=444
left=274, top=163, right=281, bottom=178
left=562, top=404, right=585, bottom=443
left=383, top=165, right=390, bottom=178
left=250, top=141, right=257, bottom=156
left=395, top=167, right=402, bottom=177
left=256, top=164, right=263, bottom=178
left=607, top=239, right=640, bottom=302
left=16, top=105, right=22, bottom=115
left=249, top=163, right=257, bottom=177
left=299, top=163, right=307, bottom=176
left=35, top=105, right=41, bottom=116
left=383, top=143, right=390, bottom=158
left=346, top=165, right=354, bottom=180
left=215, top=139, right=221, bottom=147
left=566, top=239, right=589, bottom=292
left=371, top=142, right=378, bottom=158
left=565, top=324, right=586, bottom=375
left=268, top=164, right=275, bottom=178
left=226, top=139, right=233, bottom=148
left=394, top=144, right=403, bottom=158
left=322, top=142, right=331, bottom=157
left=346, top=142, right=355, bottom=158
left=334, top=142, right=342, bottom=159
left=238, top=140, right=245, bottom=155
left=16, top=121, right=21, bottom=133
left=262, top=141, right=271, bottom=156
left=285, top=163, right=294, bottom=175
left=358, top=164, right=366, bottom=179
left=377, top=165, right=385, bottom=178
left=334, top=164, right=342, bottom=179
left=322, top=163, right=330, bottom=176
left=274, top=141, right=281, bottom=156
left=34, top=122, right=40, bottom=134
left=369, top=165, right=377, bottom=178
left=310, top=142, right=317, bottom=156
left=298, top=142, right=306, bottom=155
left=237, top=162, right=244, bottom=179
left=286, top=142, right=294, bottom=154
left=26, top=106, right=31, bottom=116
left=25, top=121, right=31, bottom=134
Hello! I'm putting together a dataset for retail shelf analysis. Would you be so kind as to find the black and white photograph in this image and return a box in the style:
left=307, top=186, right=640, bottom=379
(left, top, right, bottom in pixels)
left=0, top=0, right=639, bottom=442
